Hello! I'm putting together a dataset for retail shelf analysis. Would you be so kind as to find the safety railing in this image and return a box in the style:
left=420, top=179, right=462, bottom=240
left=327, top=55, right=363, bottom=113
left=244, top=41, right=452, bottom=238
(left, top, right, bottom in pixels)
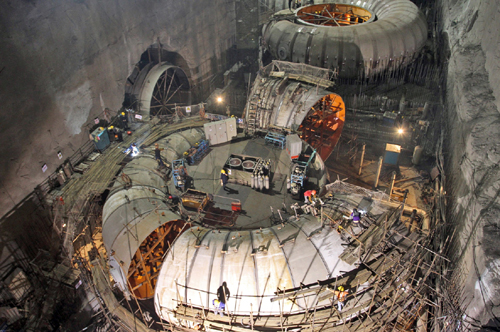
left=169, top=279, right=349, bottom=318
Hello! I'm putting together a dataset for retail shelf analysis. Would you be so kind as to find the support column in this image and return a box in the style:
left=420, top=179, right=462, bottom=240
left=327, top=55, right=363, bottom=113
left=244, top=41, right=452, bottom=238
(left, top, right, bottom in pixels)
left=388, top=171, right=396, bottom=201
left=358, top=143, right=366, bottom=175
left=374, top=156, right=383, bottom=189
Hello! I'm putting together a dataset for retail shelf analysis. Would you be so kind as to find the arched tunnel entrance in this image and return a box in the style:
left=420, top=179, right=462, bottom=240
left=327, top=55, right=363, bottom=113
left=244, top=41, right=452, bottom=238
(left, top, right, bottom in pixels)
left=148, top=66, right=191, bottom=117
left=124, top=45, right=192, bottom=120
left=137, top=63, right=191, bottom=120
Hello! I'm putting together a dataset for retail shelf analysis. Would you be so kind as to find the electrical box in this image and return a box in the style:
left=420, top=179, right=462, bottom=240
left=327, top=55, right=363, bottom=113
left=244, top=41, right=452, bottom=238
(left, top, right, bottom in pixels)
left=203, top=122, right=219, bottom=145
left=91, top=127, right=110, bottom=151
left=216, top=121, right=227, bottom=144
left=286, top=134, right=302, bottom=159
left=384, top=143, right=401, bottom=165
left=204, top=118, right=236, bottom=146
left=225, top=117, right=237, bottom=140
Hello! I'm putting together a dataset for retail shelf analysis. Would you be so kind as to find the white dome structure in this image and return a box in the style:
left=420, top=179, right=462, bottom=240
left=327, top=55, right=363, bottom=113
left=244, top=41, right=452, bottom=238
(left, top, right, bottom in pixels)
left=154, top=216, right=353, bottom=319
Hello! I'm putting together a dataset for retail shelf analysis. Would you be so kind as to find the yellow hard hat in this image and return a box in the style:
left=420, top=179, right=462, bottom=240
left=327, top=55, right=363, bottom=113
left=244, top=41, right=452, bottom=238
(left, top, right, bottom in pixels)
left=121, top=112, right=125, bottom=116
left=221, top=169, right=226, bottom=174
left=108, top=126, right=114, bottom=129
left=338, top=286, right=344, bottom=292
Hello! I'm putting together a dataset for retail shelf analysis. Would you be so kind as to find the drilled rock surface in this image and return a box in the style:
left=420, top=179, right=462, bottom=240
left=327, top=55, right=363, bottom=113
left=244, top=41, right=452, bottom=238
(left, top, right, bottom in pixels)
left=0, top=0, right=236, bottom=216
left=442, top=0, right=500, bottom=327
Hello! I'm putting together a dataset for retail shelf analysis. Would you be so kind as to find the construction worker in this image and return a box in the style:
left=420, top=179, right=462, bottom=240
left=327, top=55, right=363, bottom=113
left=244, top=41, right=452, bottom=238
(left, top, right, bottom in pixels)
left=217, top=281, right=230, bottom=304
left=212, top=299, right=225, bottom=316
left=220, top=169, right=229, bottom=191
left=303, top=189, right=316, bottom=203
left=154, top=143, right=165, bottom=168
left=119, top=111, right=129, bottom=130
left=334, top=286, right=349, bottom=312
left=351, top=208, right=361, bottom=226
left=113, top=128, right=123, bottom=142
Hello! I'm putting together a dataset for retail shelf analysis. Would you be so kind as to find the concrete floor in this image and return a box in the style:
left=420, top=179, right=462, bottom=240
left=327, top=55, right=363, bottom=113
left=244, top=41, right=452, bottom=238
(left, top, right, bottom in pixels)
left=169, top=137, right=320, bottom=229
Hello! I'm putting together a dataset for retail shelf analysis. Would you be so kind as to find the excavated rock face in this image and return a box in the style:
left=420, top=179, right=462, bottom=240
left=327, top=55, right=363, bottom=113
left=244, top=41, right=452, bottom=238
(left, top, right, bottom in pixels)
left=442, top=0, right=500, bottom=327
left=0, top=0, right=237, bottom=217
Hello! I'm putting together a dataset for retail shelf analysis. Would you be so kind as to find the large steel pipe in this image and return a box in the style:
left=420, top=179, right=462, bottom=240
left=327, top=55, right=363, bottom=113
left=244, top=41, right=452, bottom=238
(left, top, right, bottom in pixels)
left=262, top=0, right=428, bottom=78
left=102, top=155, right=187, bottom=299
left=245, top=73, right=345, bottom=161
left=154, top=217, right=354, bottom=320
left=155, top=128, right=205, bottom=162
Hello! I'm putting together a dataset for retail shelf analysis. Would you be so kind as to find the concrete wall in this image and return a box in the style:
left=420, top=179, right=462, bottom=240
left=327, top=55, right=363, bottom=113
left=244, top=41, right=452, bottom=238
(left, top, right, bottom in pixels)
left=441, top=0, right=500, bottom=327
left=0, top=0, right=236, bottom=217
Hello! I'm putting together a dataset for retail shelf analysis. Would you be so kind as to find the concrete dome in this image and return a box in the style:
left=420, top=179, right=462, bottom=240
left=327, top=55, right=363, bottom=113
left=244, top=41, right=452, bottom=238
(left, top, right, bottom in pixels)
left=154, top=216, right=352, bottom=318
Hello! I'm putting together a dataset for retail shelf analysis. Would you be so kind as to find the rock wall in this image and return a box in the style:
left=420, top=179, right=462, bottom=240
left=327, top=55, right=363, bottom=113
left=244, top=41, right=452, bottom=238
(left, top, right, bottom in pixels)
left=0, top=0, right=236, bottom=216
left=441, top=0, right=500, bottom=327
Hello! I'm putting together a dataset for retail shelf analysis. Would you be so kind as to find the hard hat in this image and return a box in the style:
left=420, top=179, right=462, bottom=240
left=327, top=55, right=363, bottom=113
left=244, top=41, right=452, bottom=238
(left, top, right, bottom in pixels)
left=338, top=286, right=344, bottom=292
left=108, top=126, right=114, bottom=129
left=312, top=190, right=316, bottom=195
left=121, top=112, right=125, bottom=116
left=221, top=169, right=226, bottom=174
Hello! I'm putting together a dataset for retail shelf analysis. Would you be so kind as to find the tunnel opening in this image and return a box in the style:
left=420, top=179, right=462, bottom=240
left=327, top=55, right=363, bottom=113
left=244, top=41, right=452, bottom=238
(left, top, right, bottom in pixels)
left=296, top=4, right=375, bottom=27
left=124, top=47, right=193, bottom=114
left=298, top=94, right=345, bottom=161
left=127, top=219, right=188, bottom=299
left=149, top=66, right=191, bottom=117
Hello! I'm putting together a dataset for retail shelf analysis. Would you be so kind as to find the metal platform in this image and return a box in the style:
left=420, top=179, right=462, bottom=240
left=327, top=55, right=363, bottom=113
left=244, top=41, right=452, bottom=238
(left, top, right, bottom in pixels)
left=264, top=131, right=286, bottom=149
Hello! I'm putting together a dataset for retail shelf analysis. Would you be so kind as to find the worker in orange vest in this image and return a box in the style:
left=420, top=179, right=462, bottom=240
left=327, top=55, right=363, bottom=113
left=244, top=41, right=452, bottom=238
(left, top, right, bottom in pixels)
left=334, top=286, right=349, bottom=312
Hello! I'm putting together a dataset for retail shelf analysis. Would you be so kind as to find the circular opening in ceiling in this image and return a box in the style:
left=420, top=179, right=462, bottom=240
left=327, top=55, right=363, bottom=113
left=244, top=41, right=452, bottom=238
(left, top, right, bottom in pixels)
left=296, top=3, right=375, bottom=27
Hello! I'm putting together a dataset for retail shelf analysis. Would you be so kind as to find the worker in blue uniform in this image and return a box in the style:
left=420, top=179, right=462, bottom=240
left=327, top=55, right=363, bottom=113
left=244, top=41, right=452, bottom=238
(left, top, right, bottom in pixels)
left=351, top=208, right=361, bottom=226
left=220, top=169, right=229, bottom=191
left=119, top=111, right=129, bottom=130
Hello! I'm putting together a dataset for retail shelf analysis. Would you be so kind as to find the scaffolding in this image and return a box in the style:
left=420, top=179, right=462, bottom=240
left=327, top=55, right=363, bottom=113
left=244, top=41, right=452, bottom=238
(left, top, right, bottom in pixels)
left=11, top=116, right=466, bottom=332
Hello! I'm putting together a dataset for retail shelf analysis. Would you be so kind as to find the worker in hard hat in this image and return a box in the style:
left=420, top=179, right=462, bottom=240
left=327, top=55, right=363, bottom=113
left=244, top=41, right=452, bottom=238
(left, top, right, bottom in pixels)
left=351, top=208, right=361, bottom=226
left=303, top=189, right=317, bottom=203
left=154, top=143, right=165, bottom=168
left=119, top=110, right=129, bottom=130
left=212, top=298, right=225, bottom=316
left=220, top=169, right=229, bottom=191
left=334, top=286, right=349, bottom=312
